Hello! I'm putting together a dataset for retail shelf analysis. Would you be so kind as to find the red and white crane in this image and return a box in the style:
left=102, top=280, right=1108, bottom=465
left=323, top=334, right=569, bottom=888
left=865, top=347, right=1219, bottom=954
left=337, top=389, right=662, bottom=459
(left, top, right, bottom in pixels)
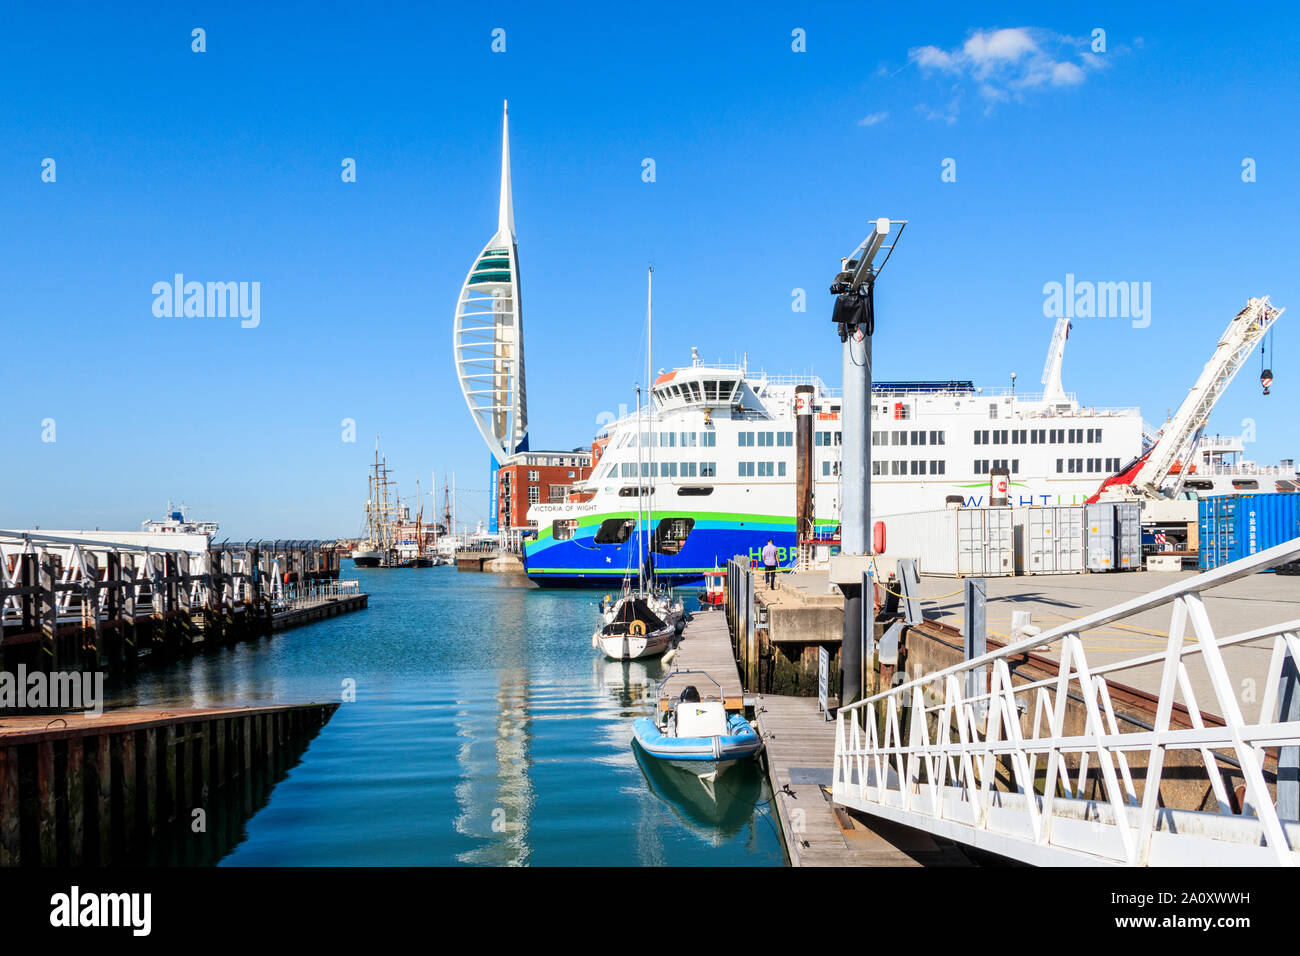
left=1093, top=296, right=1283, bottom=503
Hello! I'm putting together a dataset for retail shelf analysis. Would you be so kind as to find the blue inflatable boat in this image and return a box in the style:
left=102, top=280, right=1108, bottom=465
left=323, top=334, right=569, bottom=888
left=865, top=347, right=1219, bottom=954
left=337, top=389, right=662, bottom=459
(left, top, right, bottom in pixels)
left=632, top=672, right=763, bottom=777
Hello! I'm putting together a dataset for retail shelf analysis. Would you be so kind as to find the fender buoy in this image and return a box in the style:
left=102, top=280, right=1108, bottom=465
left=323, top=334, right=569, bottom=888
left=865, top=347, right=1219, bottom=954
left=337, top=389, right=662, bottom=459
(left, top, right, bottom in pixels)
left=629, top=620, right=646, bottom=636
left=283, top=573, right=290, bottom=585
left=873, top=521, right=886, bottom=555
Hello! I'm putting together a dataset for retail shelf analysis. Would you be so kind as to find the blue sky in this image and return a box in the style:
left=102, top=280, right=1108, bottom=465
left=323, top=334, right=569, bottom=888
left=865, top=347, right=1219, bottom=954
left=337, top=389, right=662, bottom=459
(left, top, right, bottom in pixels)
left=2, top=2, right=1298, bottom=538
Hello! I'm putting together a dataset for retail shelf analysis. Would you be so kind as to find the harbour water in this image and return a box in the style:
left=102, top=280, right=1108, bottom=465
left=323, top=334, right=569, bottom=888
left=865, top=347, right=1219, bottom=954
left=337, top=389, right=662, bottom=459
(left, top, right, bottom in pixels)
left=106, top=563, right=785, bottom=866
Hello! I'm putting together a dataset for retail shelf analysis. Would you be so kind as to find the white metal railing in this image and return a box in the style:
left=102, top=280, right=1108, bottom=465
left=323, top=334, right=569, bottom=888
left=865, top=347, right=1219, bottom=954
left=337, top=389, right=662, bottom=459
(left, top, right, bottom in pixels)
left=833, top=537, right=1300, bottom=867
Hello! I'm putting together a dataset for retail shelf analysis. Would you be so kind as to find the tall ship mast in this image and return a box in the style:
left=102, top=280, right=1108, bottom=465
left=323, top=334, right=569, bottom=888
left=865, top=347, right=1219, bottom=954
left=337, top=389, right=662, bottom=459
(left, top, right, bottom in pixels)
left=353, top=443, right=394, bottom=568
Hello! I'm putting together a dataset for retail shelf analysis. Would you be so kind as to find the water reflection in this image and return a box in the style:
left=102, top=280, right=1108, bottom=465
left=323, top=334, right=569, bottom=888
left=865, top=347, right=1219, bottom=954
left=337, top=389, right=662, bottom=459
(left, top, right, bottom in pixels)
left=633, top=745, right=773, bottom=848
left=93, top=568, right=782, bottom=866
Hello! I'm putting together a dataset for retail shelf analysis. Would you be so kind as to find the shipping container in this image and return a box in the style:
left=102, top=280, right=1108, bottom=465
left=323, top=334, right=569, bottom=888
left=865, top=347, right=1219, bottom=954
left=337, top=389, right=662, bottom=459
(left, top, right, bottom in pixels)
left=1024, top=506, right=1085, bottom=574
left=1198, top=493, right=1300, bottom=571
left=1117, top=501, right=1142, bottom=570
left=878, top=507, right=1014, bottom=577
left=1083, top=502, right=1143, bottom=572
left=1085, top=503, right=1116, bottom=572
left=958, top=507, right=1014, bottom=576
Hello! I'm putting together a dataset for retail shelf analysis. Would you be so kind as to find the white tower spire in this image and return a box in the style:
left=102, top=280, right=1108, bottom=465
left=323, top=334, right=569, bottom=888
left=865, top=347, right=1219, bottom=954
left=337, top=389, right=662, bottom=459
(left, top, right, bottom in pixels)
left=454, top=100, right=530, bottom=520
left=498, top=100, right=514, bottom=238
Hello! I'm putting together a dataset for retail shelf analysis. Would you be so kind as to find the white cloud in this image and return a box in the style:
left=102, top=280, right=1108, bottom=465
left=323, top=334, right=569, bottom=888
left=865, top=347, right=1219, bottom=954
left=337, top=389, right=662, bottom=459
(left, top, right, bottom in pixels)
left=963, top=28, right=1037, bottom=69
left=909, top=27, right=1106, bottom=119
left=858, top=111, right=889, bottom=127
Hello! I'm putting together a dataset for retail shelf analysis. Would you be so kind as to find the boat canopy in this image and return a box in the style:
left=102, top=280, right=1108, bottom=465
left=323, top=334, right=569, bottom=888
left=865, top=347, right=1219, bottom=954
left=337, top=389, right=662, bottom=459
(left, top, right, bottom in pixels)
left=603, top=597, right=668, bottom=635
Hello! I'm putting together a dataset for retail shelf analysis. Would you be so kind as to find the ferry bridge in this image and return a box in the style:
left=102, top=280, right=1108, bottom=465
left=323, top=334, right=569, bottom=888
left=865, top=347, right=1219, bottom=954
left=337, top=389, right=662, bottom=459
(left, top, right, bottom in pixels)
left=831, top=538, right=1300, bottom=866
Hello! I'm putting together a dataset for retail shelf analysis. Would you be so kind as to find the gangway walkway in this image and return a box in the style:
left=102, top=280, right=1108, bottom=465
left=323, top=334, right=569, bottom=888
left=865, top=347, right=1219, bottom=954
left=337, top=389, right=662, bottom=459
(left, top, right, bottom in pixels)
left=832, top=538, right=1300, bottom=866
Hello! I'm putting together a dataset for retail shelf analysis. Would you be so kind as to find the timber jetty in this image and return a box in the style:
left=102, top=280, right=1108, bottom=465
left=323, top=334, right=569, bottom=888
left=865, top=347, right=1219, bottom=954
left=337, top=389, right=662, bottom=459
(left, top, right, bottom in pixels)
left=0, top=532, right=367, bottom=675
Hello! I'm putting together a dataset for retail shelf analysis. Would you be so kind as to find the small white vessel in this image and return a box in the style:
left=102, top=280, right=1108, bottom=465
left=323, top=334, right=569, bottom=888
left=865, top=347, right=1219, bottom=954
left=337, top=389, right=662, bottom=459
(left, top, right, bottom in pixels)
left=593, top=595, right=675, bottom=660
left=632, top=672, right=763, bottom=779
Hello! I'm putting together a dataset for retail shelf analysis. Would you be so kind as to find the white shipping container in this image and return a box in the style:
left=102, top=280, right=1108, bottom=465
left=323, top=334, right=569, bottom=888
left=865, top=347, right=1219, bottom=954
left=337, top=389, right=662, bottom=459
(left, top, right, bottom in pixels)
left=958, top=507, right=1014, bottom=576
left=878, top=509, right=960, bottom=575
left=878, top=508, right=1014, bottom=577
left=1024, top=506, right=1085, bottom=574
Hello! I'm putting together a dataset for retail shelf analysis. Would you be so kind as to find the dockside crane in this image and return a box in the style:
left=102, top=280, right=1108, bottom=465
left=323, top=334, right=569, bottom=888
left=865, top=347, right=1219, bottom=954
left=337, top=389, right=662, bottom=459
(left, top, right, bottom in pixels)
left=1094, top=296, right=1283, bottom=503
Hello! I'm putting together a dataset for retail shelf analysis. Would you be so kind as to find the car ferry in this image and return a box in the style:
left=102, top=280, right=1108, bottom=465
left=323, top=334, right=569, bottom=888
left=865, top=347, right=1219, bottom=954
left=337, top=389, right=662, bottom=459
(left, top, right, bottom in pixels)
left=523, top=346, right=1145, bottom=587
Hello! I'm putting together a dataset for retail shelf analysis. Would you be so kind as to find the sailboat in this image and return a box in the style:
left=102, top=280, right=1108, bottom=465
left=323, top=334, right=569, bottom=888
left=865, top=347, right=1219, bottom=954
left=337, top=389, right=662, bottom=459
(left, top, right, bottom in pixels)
left=593, top=269, right=681, bottom=660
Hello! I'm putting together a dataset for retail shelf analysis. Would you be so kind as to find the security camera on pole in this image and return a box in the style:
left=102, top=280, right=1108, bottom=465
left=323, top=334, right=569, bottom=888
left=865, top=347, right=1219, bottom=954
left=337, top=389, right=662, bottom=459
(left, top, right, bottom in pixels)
left=827, top=218, right=906, bottom=708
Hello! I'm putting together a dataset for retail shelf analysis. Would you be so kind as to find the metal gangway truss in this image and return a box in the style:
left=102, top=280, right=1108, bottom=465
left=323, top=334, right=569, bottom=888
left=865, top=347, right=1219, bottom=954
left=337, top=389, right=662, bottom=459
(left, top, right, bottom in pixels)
left=832, top=538, right=1300, bottom=866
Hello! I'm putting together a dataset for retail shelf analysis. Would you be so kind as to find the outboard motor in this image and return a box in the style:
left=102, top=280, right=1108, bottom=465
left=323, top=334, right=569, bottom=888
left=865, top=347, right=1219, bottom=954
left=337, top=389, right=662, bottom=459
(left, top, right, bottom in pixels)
left=680, top=685, right=701, bottom=703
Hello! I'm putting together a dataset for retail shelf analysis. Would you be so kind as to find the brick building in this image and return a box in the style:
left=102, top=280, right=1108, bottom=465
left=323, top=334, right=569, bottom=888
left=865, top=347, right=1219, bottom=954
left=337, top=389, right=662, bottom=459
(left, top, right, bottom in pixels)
left=497, top=448, right=594, bottom=532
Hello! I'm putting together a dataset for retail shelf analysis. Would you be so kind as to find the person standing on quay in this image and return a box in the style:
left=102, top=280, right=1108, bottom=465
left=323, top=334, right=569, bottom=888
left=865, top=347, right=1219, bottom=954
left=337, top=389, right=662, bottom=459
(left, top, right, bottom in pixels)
left=761, top=538, right=778, bottom=590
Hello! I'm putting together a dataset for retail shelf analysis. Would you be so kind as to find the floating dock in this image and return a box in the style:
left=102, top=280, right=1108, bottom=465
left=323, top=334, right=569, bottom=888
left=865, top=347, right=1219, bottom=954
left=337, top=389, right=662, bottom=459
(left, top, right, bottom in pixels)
left=671, top=607, right=967, bottom=865
left=0, top=702, right=339, bottom=866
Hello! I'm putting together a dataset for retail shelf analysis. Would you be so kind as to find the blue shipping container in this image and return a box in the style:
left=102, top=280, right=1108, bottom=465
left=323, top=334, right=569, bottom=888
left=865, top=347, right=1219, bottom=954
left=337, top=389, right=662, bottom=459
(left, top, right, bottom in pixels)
left=1197, top=493, right=1300, bottom=571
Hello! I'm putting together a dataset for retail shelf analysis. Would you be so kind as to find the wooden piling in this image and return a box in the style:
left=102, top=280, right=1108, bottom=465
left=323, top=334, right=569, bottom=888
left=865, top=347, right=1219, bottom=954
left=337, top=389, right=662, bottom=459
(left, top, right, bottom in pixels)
left=0, top=702, right=339, bottom=866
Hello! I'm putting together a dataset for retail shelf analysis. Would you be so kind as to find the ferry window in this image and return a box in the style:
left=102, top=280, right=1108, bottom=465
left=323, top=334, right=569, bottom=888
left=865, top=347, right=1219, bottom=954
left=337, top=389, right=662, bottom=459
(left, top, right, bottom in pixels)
left=687, top=382, right=702, bottom=402
left=681, top=431, right=696, bottom=447
left=1094, top=428, right=1102, bottom=443
left=700, top=461, right=716, bottom=476
left=738, top=432, right=753, bottom=447
left=702, top=432, right=716, bottom=447
left=663, top=432, right=676, bottom=447
left=680, top=461, right=697, bottom=477
left=618, top=486, right=653, bottom=497
left=930, top=430, right=945, bottom=445
left=594, top=518, right=635, bottom=544
left=1056, top=459, right=1063, bottom=473
left=662, top=462, right=678, bottom=477
left=892, top=431, right=906, bottom=446
left=974, top=460, right=988, bottom=474
left=678, top=487, right=713, bottom=496
left=931, top=460, right=946, bottom=475
left=758, top=432, right=774, bottom=447
left=822, top=461, right=830, bottom=476
left=552, top=519, right=577, bottom=542
left=1232, top=479, right=1258, bottom=490
left=738, top=462, right=756, bottom=477
left=871, top=431, right=886, bottom=447
left=873, top=461, right=885, bottom=475
left=778, top=461, right=786, bottom=477
left=910, top=460, right=923, bottom=475
left=653, top=518, right=696, bottom=555
left=912, top=430, right=927, bottom=445
left=891, top=461, right=904, bottom=475
left=989, top=403, right=998, bottom=419
left=1012, top=460, right=1020, bottom=474
left=834, top=432, right=842, bottom=445
left=974, top=431, right=983, bottom=446
left=757, top=462, right=774, bottom=477
left=778, top=432, right=793, bottom=447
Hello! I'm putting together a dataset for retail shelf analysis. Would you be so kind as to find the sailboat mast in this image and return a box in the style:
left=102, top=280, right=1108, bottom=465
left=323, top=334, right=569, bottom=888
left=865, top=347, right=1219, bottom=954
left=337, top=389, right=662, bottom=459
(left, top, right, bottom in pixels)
left=645, top=265, right=654, bottom=590
left=635, top=384, right=643, bottom=594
